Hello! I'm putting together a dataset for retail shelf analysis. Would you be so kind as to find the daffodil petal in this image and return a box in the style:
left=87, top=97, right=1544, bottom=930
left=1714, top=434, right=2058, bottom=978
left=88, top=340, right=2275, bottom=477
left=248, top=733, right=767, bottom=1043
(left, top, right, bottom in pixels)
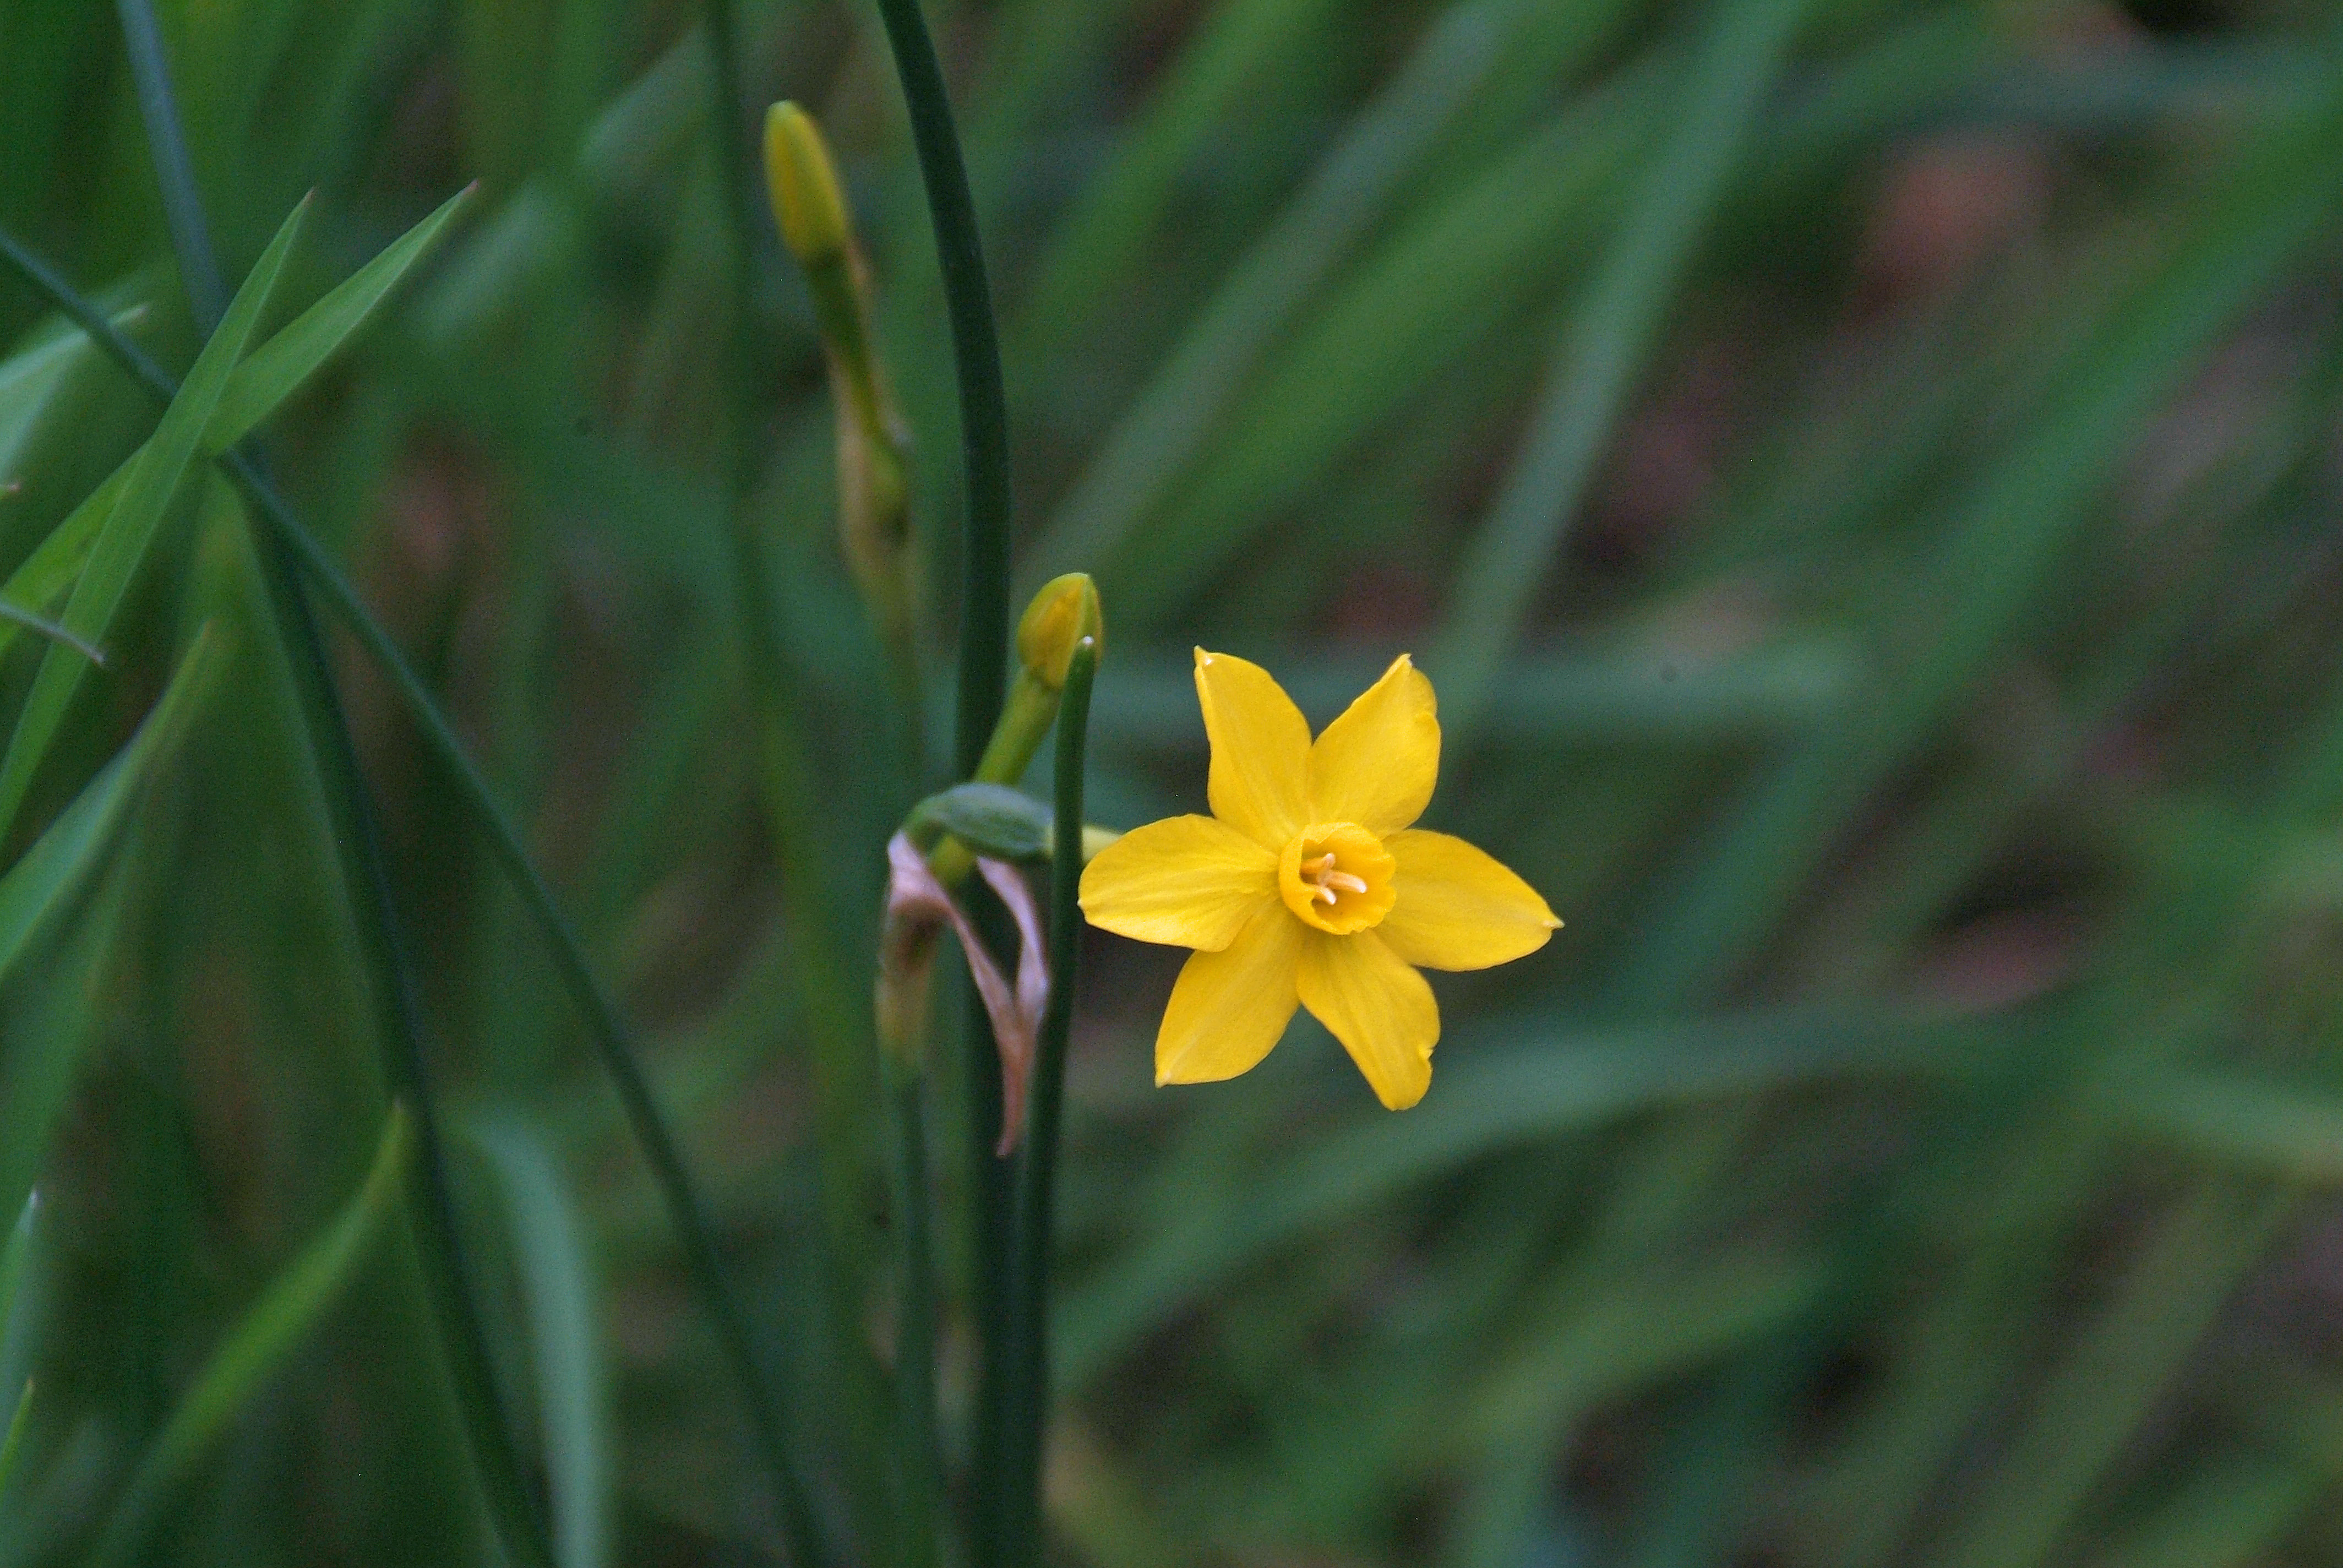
left=1378, top=830, right=1561, bottom=971
left=1195, top=648, right=1310, bottom=850
left=1296, top=929, right=1437, bottom=1110
left=1080, top=814, right=1278, bottom=951
left=1307, top=653, right=1439, bottom=834
left=1157, top=903, right=1306, bottom=1085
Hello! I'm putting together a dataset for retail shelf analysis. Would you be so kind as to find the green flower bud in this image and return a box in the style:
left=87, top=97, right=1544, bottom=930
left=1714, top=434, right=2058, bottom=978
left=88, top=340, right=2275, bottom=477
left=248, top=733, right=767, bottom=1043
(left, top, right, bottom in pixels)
left=762, top=102, right=849, bottom=267
left=1016, top=573, right=1104, bottom=692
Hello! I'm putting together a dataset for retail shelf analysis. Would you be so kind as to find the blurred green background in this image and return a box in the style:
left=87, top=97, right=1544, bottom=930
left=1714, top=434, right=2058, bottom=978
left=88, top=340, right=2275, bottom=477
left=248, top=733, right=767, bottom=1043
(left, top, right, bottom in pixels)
left=6, top=0, right=2343, bottom=1563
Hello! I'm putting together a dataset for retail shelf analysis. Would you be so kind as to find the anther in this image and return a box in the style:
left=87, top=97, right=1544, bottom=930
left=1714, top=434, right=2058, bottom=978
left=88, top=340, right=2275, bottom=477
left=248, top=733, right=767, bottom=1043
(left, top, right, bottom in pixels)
left=1298, top=852, right=1369, bottom=906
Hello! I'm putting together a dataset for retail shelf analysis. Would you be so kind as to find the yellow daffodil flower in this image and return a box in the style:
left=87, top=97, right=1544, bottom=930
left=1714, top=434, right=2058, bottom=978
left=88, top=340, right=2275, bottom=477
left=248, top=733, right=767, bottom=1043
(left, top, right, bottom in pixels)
left=1079, top=650, right=1560, bottom=1109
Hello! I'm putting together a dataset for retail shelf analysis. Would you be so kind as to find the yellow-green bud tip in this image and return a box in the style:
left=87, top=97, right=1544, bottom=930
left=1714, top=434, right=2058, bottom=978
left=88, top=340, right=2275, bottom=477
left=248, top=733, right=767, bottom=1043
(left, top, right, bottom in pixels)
left=763, top=102, right=851, bottom=266
left=1017, top=574, right=1104, bottom=689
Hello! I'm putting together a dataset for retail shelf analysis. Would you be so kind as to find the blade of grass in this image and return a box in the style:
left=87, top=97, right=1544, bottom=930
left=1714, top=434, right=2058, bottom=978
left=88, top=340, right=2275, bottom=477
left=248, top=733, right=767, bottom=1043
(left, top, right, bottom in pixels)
left=84, top=1105, right=413, bottom=1568
left=0, top=219, right=831, bottom=1568
left=2116, top=1068, right=2343, bottom=1183
left=0, top=625, right=220, bottom=1044
left=114, top=0, right=227, bottom=323
left=1430, top=0, right=1822, bottom=737
left=0, top=314, right=117, bottom=484
left=0, top=1379, right=29, bottom=1503
left=0, top=194, right=461, bottom=671
left=1058, top=1008, right=2001, bottom=1386
left=1094, top=71, right=1654, bottom=632
left=0, top=1192, right=40, bottom=1439
left=2085, top=1454, right=2329, bottom=1568
left=465, top=1116, right=610, bottom=1568
left=201, top=183, right=475, bottom=448
left=1007, top=0, right=1342, bottom=370
left=0, top=603, right=100, bottom=664
left=1919, top=1178, right=2298, bottom=1568
left=0, top=197, right=301, bottom=846
left=112, top=15, right=555, bottom=1560
left=1611, top=69, right=2343, bottom=1010
left=217, top=467, right=557, bottom=1568
left=1022, top=0, right=1513, bottom=586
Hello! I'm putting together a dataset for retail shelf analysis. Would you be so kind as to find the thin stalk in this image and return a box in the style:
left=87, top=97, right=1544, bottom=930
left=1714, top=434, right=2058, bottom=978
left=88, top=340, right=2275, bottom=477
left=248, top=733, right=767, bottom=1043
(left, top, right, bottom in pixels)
left=864, top=5, right=1018, bottom=1537
left=996, top=639, right=1096, bottom=1568
left=871, top=0, right=1013, bottom=774
left=113, top=0, right=225, bottom=325
left=884, top=1064, right=942, bottom=1568
left=108, top=10, right=551, bottom=1564
left=700, top=4, right=886, bottom=1560
left=0, top=223, right=830, bottom=1568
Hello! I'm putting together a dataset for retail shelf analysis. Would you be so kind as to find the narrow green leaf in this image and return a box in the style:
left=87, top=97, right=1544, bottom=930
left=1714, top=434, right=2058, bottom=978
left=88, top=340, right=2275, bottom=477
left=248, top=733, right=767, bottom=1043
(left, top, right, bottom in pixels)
left=1095, top=73, right=1654, bottom=630
left=0, top=602, right=101, bottom=664
left=0, top=624, right=222, bottom=988
left=1614, top=72, right=2343, bottom=1009
left=1026, top=0, right=1513, bottom=582
left=0, top=198, right=304, bottom=844
left=464, top=1117, right=609, bottom=1568
left=1088, top=643, right=1853, bottom=746
left=0, top=464, right=125, bottom=669
left=1431, top=0, right=1824, bottom=735
left=86, top=1105, right=413, bottom=1568
left=0, top=1194, right=34, bottom=1338
left=2088, top=1456, right=2328, bottom=1568
left=0, top=1192, right=39, bottom=1412
left=1920, top=1179, right=2297, bottom=1568
left=2117, top=1069, right=2343, bottom=1181
left=0, top=314, right=121, bottom=486
left=1010, top=0, right=1345, bottom=367
left=0, top=629, right=224, bottom=1233
left=0, top=1378, right=30, bottom=1502
left=204, top=184, right=473, bottom=452
left=1057, top=1009, right=1998, bottom=1385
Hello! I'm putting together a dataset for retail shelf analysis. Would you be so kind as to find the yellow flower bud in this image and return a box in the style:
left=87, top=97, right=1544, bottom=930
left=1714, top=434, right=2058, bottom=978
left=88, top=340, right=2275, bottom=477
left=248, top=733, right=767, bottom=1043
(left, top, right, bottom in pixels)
left=1016, top=573, right=1104, bottom=692
left=763, top=102, right=851, bottom=267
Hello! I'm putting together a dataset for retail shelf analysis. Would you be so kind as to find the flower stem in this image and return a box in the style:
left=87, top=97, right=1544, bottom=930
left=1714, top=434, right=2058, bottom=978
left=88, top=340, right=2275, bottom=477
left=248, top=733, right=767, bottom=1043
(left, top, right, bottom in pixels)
left=996, top=639, right=1097, bottom=1567
left=884, top=1064, right=943, bottom=1568
left=863, top=2, right=1018, bottom=1546
left=870, top=0, right=1014, bottom=777
left=699, top=4, right=893, bottom=1558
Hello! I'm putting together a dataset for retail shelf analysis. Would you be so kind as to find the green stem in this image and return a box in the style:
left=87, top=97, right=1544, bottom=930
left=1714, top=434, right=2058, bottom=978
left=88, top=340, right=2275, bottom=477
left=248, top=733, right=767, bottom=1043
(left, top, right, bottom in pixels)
left=113, top=0, right=226, bottom=325
left=108, top=10, right=552, bottom=1563
left=864, top=7, right=1018, bottom=1540
left=700, top=4, right=890, bottom=1560
left=251, top=430, right=560, bottom=1568
left=996, top=639, right=1096, bottom=1568
left=870, top=0, right=1013, bottom=777
left=884, top=1066, right=942, bottom=1568
left=0, top=224, right=831, bottom=1568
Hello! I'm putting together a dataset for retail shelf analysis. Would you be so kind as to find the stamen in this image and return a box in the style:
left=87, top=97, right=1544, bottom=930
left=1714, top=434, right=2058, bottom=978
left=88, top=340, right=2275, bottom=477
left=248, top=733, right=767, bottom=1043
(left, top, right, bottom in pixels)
left=1298, top=850, right=1371, bottom=907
